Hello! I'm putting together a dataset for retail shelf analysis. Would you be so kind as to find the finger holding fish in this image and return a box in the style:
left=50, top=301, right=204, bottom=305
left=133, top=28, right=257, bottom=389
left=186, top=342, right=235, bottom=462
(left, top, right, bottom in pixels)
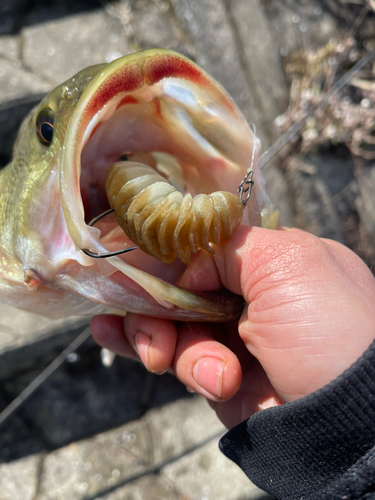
left=91, top=311, right=243, bottom=402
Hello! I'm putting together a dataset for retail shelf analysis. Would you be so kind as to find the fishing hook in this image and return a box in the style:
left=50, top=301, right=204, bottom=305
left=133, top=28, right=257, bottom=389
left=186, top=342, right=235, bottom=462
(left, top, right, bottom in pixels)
left=237, top=170, right=254, bottom=206
left=238, top=123, right=256, bottom=206
left=82, top=208, right=140, bottom=258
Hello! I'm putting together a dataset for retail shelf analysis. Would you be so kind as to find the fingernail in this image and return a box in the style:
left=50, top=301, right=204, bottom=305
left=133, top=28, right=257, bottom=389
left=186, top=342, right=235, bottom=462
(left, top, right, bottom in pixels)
left=192, top=357, right=225, bottom=398
left=151, top=368, right=168, bottom=375
left=186, top=386, right=196, bottom=393
left=135, top=331, right=152, bottom=369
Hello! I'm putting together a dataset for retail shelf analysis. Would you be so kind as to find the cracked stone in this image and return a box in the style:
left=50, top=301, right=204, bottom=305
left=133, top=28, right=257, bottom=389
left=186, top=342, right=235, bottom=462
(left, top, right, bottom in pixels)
left=22, top=9, right=132, bottom=84
left=38, top=437, right=146, bottom=500
left=0, top=35, right=20, bottom=62
left=94, top=419, right=154, bottom=465
left=163, top=439, right=270, bottom=500
left=145, top=396, right=225, bottom=463
left=130, top=0, right=193, bottom=55
left=262, top=163, right=296, bottom=227
left=228, top=0, right=289, bottom=134
left=97, top=474, right=185, bottom=500
left=0, top=58, right=51, bottom=102
left=0, top=454, right=41, bottom=500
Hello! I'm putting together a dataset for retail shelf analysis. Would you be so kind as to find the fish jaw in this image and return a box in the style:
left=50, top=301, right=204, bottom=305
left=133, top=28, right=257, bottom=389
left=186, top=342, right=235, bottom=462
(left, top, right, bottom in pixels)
left=0, top=49, right=277, bottom=321
left=60, top=49, right=265, bottom=252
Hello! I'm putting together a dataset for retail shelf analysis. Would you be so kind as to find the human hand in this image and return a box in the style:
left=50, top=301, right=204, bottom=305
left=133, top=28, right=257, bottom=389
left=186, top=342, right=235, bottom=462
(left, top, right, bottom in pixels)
left=90, top=227, right=375, bottom=429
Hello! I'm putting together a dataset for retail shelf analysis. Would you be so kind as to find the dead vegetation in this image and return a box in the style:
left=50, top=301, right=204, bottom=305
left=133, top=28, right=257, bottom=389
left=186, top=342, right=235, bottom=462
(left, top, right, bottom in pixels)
left=276, top=37, right=375, bottom=159
left=274, top=35, right=375, bottom=271
left=322, top=0, right=375, bottom=39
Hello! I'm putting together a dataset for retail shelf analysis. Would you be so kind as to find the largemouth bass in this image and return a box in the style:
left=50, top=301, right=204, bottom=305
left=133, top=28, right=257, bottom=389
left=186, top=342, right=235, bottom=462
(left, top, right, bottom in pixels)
left=0, top=49, right=277, bottom=322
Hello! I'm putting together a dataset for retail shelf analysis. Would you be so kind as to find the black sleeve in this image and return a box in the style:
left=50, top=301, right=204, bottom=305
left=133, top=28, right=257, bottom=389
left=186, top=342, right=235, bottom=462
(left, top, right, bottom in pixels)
left=219, top=340, right=375, bottom=500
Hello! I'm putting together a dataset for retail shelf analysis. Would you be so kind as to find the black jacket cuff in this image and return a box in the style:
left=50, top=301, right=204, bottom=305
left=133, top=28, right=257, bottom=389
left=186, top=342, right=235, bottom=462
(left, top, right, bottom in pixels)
left=220, top=340, right=375, bottom=500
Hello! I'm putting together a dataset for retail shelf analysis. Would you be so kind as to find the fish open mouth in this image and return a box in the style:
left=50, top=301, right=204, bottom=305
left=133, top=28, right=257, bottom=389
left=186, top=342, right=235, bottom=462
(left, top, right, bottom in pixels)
left=59, top=50, right=264, bottom=321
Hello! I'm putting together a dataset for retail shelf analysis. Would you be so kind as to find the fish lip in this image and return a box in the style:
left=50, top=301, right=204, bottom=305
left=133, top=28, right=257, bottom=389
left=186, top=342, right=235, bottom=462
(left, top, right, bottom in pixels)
left=59, top=49, right=258, bottom=318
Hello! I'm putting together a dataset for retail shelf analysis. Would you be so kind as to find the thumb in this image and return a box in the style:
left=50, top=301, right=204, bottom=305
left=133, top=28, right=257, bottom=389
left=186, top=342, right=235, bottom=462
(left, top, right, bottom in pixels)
left=176, top=224, right=253, bottom=295
left=178, top=224, right=297, bottom=302
left=215, top=226, right=375, bottom=401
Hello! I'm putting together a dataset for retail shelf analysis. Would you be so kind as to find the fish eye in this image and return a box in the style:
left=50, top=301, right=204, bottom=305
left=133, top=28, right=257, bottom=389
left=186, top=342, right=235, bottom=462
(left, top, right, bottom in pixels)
left=36, top=108, right=55, bottom=146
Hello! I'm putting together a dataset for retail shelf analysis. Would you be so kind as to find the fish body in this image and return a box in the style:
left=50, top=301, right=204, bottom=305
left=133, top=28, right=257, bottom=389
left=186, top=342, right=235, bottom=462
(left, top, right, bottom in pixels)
left=0, top=49, right=277, bottom=322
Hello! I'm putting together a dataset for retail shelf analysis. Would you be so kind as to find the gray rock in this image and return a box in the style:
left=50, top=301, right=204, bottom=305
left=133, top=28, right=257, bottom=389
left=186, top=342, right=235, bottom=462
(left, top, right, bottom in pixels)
left=0, top=454, right=41, bottom=500
left=0, top=304, right=86, bottom=353
left=228, top=0, right=289, bottom=137
left=22, top=9, right=132, bottom=85
left=97, top=474, right=184, bottom=500
left=0, top=35, right=20, bottom=62
left=163, top=439, right=269, bottom=500
left=94, top=418, right=154, bottom=464
left=0, top=58, right=51, bottom=103
left=145, top=396, right=225, bottom=463
left=129, top=0, right=193, bottom=55
left=38, top=436, right=147, bottom=500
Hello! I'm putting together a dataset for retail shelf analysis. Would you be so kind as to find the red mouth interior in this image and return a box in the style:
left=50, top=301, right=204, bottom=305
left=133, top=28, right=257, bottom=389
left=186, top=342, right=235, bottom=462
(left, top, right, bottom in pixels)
left=78, top=98, right=195, bottom=281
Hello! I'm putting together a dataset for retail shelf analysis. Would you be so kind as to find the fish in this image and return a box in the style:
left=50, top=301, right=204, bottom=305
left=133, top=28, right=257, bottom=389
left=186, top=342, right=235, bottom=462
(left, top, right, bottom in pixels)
left=0, top=49, right=278, bottom=323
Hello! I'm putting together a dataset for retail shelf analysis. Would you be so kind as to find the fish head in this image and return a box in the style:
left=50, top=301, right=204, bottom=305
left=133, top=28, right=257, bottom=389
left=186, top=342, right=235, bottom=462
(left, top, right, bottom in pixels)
left=0, top=49, right=278, bottom=321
